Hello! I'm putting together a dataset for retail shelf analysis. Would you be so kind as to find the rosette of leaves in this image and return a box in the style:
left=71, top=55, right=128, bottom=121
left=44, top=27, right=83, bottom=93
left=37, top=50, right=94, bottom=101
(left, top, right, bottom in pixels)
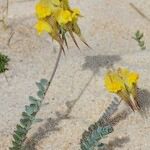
left=133, top=30, right=146, bottom=50
left=80, top=98, right=121, bottom=150
left=0, top=52, right=9, bottom=73
left=9, top=79, right=48, bottom=150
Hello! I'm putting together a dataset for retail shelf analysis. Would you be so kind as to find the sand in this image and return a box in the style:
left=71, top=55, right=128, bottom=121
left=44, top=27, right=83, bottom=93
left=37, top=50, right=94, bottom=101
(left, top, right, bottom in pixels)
left=0, top=0, right=150, bottom=149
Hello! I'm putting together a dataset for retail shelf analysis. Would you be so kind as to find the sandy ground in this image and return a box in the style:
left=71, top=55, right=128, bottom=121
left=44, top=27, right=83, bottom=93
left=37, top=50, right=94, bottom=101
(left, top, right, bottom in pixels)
left=0, top=0, right=150, bottom=150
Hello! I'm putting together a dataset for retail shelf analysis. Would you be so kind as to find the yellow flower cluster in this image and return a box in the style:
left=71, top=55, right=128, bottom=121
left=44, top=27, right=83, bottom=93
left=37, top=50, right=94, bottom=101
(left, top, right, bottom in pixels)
left=35, top=0, right=85, bottom=50
left=104, top=68, right=140, bottom=110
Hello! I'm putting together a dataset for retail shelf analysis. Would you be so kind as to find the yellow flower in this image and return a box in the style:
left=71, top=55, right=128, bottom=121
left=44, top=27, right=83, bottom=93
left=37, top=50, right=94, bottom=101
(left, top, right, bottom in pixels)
left=127, top=72, right=139, bottom=85
left=104, top=73, right=123, bottom=93
left=36, top=2, right=52, bottom=19
left=118, top=68, right=139, bottom=89
left=56, top=9, right=72, bottom=25
left=35, top=20, right=52, bottom=34
left=35, top=0, right=85, bottom=51
left=105, top=68, right=139, bottom=93
left=104, top=68, right=140, bottom=111
left=72, top=8, right=80, bottom=21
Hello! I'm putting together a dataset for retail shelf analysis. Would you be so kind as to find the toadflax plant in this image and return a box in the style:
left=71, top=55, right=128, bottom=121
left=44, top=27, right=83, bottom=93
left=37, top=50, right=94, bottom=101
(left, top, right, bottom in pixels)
left=10, top=0, right=89, bottom=149
left=104, top=68, right=140, bottom=111
left=9, top=79, right=48, bottom=150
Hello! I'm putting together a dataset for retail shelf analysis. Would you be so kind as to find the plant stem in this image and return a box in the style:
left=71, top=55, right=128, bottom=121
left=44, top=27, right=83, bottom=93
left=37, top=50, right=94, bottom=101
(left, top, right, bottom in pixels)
left=44, top=47, right=62, bottom=98
left=130, top=3, right=150, bottom=22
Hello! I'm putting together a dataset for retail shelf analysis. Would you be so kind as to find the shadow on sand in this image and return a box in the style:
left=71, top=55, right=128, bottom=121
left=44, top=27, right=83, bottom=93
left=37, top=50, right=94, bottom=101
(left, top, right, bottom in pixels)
left=24, top=54, right=121, bottom=149
left=82, top=54, right=121, bottom=74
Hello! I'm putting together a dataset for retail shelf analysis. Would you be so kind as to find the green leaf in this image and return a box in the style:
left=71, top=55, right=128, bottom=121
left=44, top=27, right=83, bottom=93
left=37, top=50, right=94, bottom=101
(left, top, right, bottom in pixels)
left=29, top=96, right=41, bottom=106
left=40, top=79, right=48, bottom=87
left=16, top=125, right=27, bottom=134
left=22, top=112, right=30, bottom=119
left=135, top=30, right=140, bottom=37
left=25, top=105, right=34, bottom=115
left=37, top=90, right=44, bottom=99
left=36, top=82, right=45, bottom=91
left=13, top=134, right=22, bottom=142
left=133, top=30, right=146, bottom=50
left=139, top=41, right=144, bottom=47
left=14, top=130, right=25, bottom=139
left=137, top=33, right=143, bottom=40
left=30, top=104, right=39, bottom=113
left=12, top=140, right=21, bottom=147
left=20, top=118, right=32, bottom=129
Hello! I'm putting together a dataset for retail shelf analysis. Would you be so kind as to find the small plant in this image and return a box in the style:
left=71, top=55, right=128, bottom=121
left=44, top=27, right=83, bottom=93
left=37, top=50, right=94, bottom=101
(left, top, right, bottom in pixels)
left=133, top=30, right=146, bottom=50
left=80, top=98, right=120, bottom=150
left=104, top=68, right=140, bottom=111
left=9, top=79, right=48, bottom=150
left=0, top=52, right=9, bottom=73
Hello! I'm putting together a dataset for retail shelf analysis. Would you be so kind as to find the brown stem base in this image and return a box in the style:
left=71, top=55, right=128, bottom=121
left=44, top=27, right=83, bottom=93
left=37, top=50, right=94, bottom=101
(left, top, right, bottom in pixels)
left=44, top=47, right=62, bottom=98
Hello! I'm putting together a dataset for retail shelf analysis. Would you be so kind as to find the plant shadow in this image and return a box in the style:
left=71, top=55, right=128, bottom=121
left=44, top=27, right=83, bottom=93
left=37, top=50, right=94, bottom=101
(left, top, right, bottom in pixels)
left=99, top=136, right=130, bottom=150
left=138, top=88, right=150, bottom=119
left=110, top=108, right=132, bottom=126
left=82, top=54, right=121, bottom=74
left=108, top=136, right=130, bottom=150
left=24, top=54, right=121, bottom=150
left=24, top=74, right=95, bottom=150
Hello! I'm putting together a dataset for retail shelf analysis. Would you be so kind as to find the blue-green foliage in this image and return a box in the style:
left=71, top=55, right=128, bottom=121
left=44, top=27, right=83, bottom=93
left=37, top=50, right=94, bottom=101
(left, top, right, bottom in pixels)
left=80, top=98, right=120, bottom=150
left=9, top=79, right=48, bottom=150
left=80, top=125, right=113, bottom=150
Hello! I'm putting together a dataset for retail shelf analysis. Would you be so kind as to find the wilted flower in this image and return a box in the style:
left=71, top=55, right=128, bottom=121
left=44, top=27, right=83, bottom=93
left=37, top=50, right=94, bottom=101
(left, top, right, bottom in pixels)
left=35, top=0, right=88, bottom=52
left=104, top=68, right=140, bottom=111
